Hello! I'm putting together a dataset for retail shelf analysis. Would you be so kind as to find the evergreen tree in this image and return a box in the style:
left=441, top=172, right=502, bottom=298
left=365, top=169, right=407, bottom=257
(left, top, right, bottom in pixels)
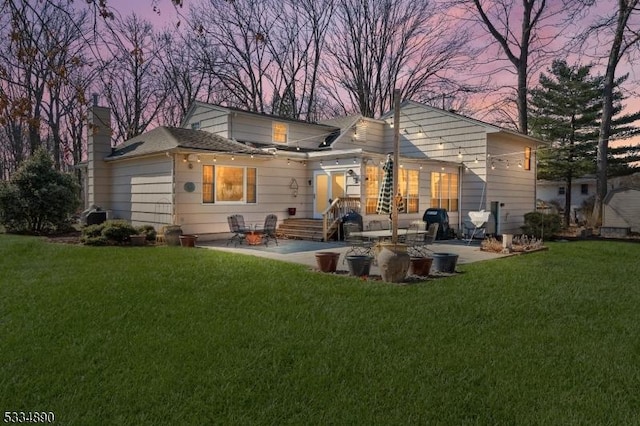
left=529, top=60, right=640, bottom=226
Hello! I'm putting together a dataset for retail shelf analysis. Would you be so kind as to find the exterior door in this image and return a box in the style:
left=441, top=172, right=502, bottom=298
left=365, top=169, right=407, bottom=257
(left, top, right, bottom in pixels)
left=313, top=170, right=345, bottom=218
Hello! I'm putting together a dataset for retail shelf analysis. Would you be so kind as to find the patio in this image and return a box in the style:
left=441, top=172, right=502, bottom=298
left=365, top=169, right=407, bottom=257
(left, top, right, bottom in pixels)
left=198, top=238, right=508, bottom=276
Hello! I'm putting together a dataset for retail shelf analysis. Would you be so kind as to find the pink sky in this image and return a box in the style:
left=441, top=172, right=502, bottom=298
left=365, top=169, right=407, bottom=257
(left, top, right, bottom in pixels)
left=105, top=0, right=640, bottom=148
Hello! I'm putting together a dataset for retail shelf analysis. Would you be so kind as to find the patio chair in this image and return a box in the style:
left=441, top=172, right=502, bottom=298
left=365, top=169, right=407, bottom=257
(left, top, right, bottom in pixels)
left=368, top=220, right=386, bottom=231
left=343, top=221, right=373, bottom=262
left=262, top=214, right=278, bottom=246
left=406, top=222, right=438, bottom=258
left=227, top=214, right=249, bottom=246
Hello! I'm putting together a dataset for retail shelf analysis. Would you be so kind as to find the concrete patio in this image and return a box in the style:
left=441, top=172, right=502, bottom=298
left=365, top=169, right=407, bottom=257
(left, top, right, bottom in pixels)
left=198, top=238, right=508, bottom=276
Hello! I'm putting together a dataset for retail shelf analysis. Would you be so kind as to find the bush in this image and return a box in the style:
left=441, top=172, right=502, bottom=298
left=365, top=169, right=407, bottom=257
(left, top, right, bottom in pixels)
left=0, top=149, right=80, bottom=234
left=100, top=220, right=138, bottom=244
left=521, top=212, right=561, bottom=240
left=81, top=220, right=140, bottom=245
left=137, top=225, right=157, bottom=242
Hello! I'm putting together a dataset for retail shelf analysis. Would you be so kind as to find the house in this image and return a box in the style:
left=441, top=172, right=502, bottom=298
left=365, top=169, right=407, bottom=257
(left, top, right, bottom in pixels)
left=602, top=173, right=640, bottom=236
left=84, top=100, right=544, bottom=240
left=536, top=175, right=596, bottom=222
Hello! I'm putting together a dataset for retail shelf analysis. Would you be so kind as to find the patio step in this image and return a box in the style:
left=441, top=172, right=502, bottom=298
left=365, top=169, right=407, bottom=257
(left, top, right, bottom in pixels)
left=278, top=218, right=326, bottom=241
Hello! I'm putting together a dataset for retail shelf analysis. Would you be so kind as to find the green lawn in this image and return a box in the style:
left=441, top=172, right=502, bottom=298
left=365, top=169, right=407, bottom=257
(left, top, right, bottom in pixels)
left=1, top=235, right=640, bottom=425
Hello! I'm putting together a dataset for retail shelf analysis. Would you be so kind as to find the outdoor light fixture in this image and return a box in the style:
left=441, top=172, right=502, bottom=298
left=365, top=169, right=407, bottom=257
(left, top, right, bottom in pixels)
left=213, top=155, right=217, bottom=162
left=287, top=159, right=290, bottom=165
left=182, top=155, right=188, bottom=163
left=475, top=156, right=479, bottom=163
left=458, top=147, right=463, bottom=159
left=335, top=158, right=339, bottom=164
left=438, top=141, right=444, bottom=149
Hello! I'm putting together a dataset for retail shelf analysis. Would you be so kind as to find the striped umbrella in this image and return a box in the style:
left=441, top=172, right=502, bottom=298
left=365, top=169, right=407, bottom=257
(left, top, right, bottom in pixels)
left=376, top=154, right=394, bottom=215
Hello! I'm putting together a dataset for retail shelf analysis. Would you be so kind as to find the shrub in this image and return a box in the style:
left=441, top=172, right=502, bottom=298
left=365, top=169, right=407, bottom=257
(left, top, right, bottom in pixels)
left=0, top=148, right=80, bottom=234
left=137, top=225, right=157, bottom=242
left=521, top=212, right=561, bottom=240
left=82, top=224, right=105, bottom=240
left=100, top=220, right=138, bottom=244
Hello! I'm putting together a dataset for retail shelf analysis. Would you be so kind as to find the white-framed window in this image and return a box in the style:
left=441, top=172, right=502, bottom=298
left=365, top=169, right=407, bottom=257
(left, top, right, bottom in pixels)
left=558, top=186, right=565, bottom=195
left=273, top=122, right=288, bottom=143
left=364, top=165, right=419, bottom=214
left=430, top=171, right=459, bottom=212
left=202, top=165, right=257, bottom=204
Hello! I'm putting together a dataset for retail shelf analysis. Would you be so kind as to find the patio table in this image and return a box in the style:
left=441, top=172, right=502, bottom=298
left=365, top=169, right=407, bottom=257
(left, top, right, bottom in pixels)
left=349, top=228, right=428, bottom=241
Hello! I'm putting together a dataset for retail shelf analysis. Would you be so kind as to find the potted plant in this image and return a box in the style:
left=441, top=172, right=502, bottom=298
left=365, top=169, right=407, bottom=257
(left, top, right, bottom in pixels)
left=315, top=251, right=340, bottom=273
left=162, top=225, right=183, bottom=246
left=288, top=207, right=296, bottom=216
left=345, top=255, right=373, bottom=277
left=374, top=241, right=410, bottom=283
left=408, top=256, right=432, bottom=277
left=179, top=234, right=198, bottom=247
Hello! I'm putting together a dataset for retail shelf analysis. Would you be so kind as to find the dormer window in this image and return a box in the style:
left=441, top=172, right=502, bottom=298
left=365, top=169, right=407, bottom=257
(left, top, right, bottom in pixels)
left=191, top=122, right=201, bottom=130
left=273, top=122, right=288, bottom=144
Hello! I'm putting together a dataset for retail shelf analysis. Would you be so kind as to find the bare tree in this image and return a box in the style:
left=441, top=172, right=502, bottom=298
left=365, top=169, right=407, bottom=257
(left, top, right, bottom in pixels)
left=580, top=0, right=640, bottom=224
left=156, top=29, right=220, bottom=126
left=0, top=0, right=95, bottom=172
left=190, top=0, right=274, bottom=113
left=323, top=0, right=474, bottom=118
left=98, top=13, right=169, bottom=142
left=265, top=0, right=334, bottom=120
left=461, top=0, right=584, bottom=134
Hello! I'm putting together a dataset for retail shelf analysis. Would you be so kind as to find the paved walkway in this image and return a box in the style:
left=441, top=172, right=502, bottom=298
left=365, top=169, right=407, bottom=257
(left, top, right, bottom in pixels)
left=198, top=238, right=507, bottom=275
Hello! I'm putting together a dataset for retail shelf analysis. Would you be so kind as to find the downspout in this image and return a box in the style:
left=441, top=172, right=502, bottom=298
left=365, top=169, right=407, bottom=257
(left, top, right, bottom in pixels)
left=171, top=153, right=177, bottom=224
left=458, top=164, right=463, bottom=236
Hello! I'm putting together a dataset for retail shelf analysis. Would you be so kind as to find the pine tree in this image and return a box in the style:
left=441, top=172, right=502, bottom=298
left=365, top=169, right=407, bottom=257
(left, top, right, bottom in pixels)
left=529, top=60, right=640, bottom=226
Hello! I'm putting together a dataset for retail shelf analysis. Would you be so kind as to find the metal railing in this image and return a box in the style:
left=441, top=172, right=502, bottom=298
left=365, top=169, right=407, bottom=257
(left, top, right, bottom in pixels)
left=322, top=196, right=361, bottom=241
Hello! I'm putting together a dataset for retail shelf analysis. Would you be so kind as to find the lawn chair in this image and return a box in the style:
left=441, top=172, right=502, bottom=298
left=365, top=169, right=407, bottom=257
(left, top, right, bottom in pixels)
left=343, top=221, right=373, bottom=262
left=262, top=214, right=278, bottom=246
left=227, top=214, right=249, bottom=246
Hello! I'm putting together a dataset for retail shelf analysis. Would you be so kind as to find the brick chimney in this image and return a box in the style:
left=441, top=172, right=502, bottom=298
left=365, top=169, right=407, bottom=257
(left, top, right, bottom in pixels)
left=87, top=101, right=112, bottom=210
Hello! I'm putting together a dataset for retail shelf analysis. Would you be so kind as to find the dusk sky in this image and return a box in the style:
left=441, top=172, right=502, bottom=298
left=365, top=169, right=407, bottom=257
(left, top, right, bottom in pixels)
left=102, top=0, right=640, bottom=147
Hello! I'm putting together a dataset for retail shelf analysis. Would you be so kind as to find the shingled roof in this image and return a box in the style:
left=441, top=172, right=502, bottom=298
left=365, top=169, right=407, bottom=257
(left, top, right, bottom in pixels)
left=107, top=127, right=262, bottom=160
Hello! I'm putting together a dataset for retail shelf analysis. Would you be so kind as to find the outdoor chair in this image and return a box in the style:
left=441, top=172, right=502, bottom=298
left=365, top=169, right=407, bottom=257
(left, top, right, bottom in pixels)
left=406, top=222, right=438, bottom=258
left=227, top=214, right=249, bottom=246
left=367, top=220, right=386, bottom=231
left=343, top=221, right=373, bottom=261
left=261, top=214, right=278, bottom=246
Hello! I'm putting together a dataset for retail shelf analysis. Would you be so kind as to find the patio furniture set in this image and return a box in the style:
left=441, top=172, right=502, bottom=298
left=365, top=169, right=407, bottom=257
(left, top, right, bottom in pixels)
left=227, top=214, right=278, bottom=247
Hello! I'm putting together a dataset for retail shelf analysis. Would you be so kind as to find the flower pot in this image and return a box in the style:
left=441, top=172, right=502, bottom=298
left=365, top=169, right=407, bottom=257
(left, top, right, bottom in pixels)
left=315, top=251, right=340, bottom=273
left=375, top=242, right=410, bottom=283
left=129, top=234, right=146, bottom=246
left=431, top=253, right=459, bottom=273
left=288, top=207, right=297, bottom=216
left=163, top=225, right=183, bottom=246
left=409, top=257, right=432, bottom=277
left=346, top=255, right=372, bottom=277
left=179, top=234, right=198, bottom=247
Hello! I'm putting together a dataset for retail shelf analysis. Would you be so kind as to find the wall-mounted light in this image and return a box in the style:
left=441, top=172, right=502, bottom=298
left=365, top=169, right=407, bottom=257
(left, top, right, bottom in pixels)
left=458, top=147, right=463, bottom=159
left=213, top=155, right=217, bottom=162
left=287, top=159, right=290, bottom=165
left=335, top=158, right=339, bottom=165
left=182, top=155, right=188, bottom=163
left=231, top=155, right=235, bottom=161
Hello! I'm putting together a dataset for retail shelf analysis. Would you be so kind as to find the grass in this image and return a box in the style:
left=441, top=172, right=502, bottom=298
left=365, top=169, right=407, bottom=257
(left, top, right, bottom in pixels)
left=2, top=235, right=640, bottom=425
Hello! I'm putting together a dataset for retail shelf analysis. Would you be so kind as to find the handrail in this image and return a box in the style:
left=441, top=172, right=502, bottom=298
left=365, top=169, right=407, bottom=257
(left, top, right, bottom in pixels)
left=322, top=196, right=361, bottom=241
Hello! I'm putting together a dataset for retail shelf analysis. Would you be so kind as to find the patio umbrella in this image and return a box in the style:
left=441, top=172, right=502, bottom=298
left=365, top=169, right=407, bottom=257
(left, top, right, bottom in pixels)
left=376, top=154, right=394, bottom=215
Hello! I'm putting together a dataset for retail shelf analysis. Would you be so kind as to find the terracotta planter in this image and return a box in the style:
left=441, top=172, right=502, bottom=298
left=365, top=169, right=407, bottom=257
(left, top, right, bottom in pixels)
left=315, top=251, right=340, bottom=273
left=129, top=234, right=146, bottom=246
left=346, top=255, right=372, bottom=277
left=375, top=242, right=410, bottom=283
left=163, top=225, right=183, bottom=246
left=431, top=253, right=459, bottom=273
left=409, top=257, right=432, bottom=276
left=179, top=234, right=198, bottom=247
